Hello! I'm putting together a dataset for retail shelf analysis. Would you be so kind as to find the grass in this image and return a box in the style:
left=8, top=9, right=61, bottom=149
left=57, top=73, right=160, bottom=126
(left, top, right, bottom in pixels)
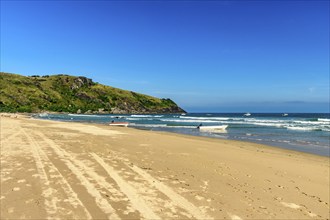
left=0, top=72, right=185, bottom=114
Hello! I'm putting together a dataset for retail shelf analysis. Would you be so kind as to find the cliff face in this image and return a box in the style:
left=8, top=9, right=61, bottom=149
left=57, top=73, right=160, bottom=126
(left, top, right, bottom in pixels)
left=0, top=72, right=186, bottom=114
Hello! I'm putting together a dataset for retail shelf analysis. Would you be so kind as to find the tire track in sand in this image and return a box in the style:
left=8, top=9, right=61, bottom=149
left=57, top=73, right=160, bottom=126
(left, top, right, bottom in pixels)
left=33, top=131, right=121, bottom=220
left=21, top=128, right=93, bottom=219
left=92, top=152, right=213, bottom=219
left=21, top=128, right=60, bottom=219
left=31, top=128, right=213, bottom=219
left=90, top=153, right=160, bottom=219
left=129, top=159, right=213, bottom=219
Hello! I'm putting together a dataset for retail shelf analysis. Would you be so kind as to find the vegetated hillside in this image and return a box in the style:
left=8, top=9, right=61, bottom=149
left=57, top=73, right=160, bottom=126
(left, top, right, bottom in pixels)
left=0, top=72, right=186, bottom=114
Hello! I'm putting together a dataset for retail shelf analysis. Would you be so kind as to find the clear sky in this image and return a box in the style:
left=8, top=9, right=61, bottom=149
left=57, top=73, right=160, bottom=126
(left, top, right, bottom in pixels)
left=1, top=0, right=329, bottom=113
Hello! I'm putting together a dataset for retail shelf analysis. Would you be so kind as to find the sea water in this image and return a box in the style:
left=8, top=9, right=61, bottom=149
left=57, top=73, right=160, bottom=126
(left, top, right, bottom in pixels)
left=36, top=113, right=330, bottom=157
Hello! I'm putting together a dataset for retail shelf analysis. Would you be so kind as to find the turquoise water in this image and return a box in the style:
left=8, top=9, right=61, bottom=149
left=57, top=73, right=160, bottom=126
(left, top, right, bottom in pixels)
left=35, top=113, right=330, bottom=157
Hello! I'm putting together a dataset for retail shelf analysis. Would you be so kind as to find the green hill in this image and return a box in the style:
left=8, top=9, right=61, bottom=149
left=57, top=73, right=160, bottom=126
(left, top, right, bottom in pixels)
left=0, top=72, right=186, bottom=114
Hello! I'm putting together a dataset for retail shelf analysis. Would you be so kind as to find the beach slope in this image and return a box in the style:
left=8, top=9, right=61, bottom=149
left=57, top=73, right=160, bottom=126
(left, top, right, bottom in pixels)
left=1, top=115, right=329, bottom=219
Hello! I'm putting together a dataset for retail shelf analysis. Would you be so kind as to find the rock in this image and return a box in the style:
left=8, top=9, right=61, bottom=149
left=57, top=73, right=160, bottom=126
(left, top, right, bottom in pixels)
left=71, top=77, right=93, bottom=90
left=110, top=107, right=127, bottom=114
left=74, top=77, right=93, bottom=87
left=75, top=92, right=93, bottom=100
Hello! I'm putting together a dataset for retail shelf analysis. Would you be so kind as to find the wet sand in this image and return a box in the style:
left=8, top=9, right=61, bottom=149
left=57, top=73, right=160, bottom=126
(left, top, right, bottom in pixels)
left=1, top=114, right=329, bottom=219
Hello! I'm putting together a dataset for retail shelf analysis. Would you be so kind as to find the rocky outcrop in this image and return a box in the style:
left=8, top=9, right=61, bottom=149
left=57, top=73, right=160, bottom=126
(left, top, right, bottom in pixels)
left=70, top=77, right=94, bottom=90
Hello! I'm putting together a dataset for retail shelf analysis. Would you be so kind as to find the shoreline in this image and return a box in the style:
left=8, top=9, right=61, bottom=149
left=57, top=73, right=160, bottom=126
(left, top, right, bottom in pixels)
left=134, top=126, right=330, bottom=158
left=1, top=114, right=329, bottom=219
left=3, top=112, right=329, bottom=158
left=19, top=112, right=330, bottom=157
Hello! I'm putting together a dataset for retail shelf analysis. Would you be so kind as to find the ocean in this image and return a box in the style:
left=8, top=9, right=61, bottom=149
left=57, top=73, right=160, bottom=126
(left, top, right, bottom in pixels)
left=35, top=113, right=330, bottom=157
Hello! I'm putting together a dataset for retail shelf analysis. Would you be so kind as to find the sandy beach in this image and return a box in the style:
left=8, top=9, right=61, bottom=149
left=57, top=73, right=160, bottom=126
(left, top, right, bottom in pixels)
left=1, top=114, right=329, bottom=219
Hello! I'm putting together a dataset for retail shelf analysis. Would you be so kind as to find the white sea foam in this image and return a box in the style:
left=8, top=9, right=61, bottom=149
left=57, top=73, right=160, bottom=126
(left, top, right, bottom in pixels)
left=126, top=115, right=330, bottom=132
left=179, top=116, right=231, bottom=121
left=293, top=120, right=330, bottom=125
left=250, top=122, right=286, bottom=127
left=318, top=118, right=330, bottom=122
left=130, top=115, right=152, bottom=117
left=130, top=115, right=164, bottom=118
left=243, top=119, right=286, bottom=124
left=221, top=118, right=287, bottom=127
left=131, top=124, right=168, bottom=128
left=110, top=116, right=125, bottom=118
left=243, top=118, right=326, bottom=125
left=126, top=118, right=154, bottom=121
left=167, top=125, right=197, bottom=128
left=242, top=118, right=329, bottom=129
left=130, top=124, right=196, bottom=129
left=160, top=119, right=220, bottom=123
left=68, top=114, right=106, bottom=118
left=286, top=126, right=320, bottom=131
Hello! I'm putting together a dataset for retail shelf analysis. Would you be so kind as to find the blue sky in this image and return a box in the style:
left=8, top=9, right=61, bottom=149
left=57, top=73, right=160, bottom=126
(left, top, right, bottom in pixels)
left=1, top=0, right=329, bottom=113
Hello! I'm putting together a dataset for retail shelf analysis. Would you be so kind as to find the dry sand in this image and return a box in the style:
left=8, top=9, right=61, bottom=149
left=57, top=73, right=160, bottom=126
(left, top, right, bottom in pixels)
left=1, top=114, right=329, bottom=219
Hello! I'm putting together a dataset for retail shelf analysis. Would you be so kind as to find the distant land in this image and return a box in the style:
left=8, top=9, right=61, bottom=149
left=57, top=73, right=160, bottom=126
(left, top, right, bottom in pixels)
left=0, top=72, right=186, bottom=114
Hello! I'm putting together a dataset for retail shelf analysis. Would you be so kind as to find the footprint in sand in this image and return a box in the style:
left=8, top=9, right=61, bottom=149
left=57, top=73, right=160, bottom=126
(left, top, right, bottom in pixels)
left=274, top=197, right=283, bottom=201
left=307, top=211, right=317, bottom=217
